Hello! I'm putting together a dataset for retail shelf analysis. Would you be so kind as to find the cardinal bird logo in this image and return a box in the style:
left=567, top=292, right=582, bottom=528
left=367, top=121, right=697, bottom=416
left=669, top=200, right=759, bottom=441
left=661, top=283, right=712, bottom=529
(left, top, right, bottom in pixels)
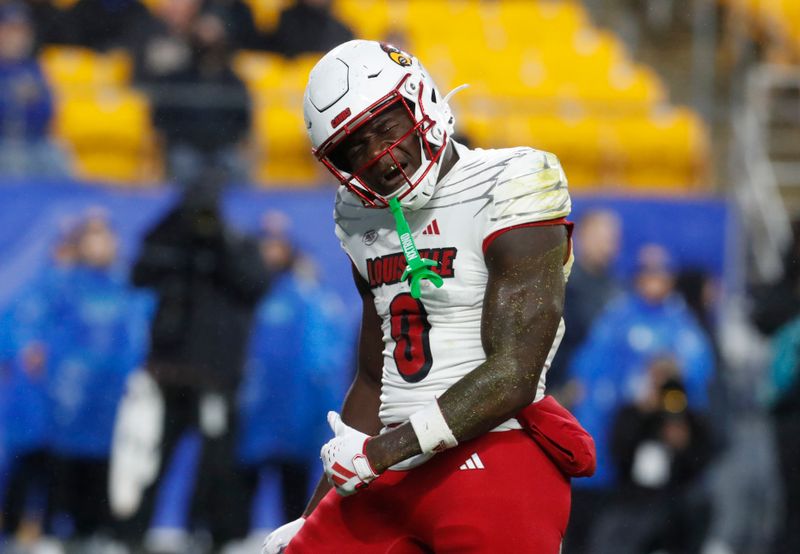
left=380, top=43, right=412, bottom=67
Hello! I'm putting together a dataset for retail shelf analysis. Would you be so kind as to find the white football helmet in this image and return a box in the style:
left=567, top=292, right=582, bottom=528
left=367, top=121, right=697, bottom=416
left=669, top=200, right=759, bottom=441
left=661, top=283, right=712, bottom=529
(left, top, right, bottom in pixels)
left=304, top=39, right=456, bottom=210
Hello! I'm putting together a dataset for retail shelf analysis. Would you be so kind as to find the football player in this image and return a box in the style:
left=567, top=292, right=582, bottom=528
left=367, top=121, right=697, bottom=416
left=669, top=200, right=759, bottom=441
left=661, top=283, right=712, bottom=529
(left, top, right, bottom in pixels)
left=263, top=39, right=595, bottom=554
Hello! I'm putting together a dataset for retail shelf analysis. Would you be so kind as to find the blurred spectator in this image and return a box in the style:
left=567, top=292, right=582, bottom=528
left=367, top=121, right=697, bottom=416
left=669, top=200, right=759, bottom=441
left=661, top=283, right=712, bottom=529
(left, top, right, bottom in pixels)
left=551, top=209, right=621, bottom=553
left=589, top=357, right=714, bottom=554
left=0, top=226, right=61, bottom=550
left=263, top=0, right=353, bottom=58
left=237, top=213, right=349, bottom=527
left=112, top=178, right=271, bottom=551
left=550, top=209, right=622, bottom=398
left=23, top=0, right=69, bottom=51
left=565, top=243, right=715, bottom=554
left=675, top=268, right=731, bottom=443
left=756, top=221, right=800, bottom=554
left=571, top=243, right=715, bottom=483
left=63, top=0, right=148, bottom=51
left=123, top=0, right=199, bottom=84
left=134, top=6, right=252, bottom=185
left=203, top=0, right=259, bottom=50
left=0, top=210, right=145, bottom=552
left=764, top=315, right=800, bottom=554
left=0, top=2, right=68, bottom=178
left=738, top=217, right=800, bottom=553
left=751, top=218, right=800, bottom=337
left=41, top=212, right=149, bottom=549
left=676, top=269, right=720, bottom=358
left=0, top=340, right=51, bottom=548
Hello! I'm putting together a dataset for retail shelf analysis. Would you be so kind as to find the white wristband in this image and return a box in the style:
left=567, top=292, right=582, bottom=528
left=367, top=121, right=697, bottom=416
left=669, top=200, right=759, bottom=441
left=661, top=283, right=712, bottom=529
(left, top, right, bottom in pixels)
left=409, top=400, right=458, bottom=454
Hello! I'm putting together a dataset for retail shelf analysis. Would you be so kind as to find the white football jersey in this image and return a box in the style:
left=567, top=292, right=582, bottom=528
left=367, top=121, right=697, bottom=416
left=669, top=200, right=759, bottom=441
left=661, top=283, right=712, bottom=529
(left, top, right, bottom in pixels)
left=335, top=141, right=573, bottom=434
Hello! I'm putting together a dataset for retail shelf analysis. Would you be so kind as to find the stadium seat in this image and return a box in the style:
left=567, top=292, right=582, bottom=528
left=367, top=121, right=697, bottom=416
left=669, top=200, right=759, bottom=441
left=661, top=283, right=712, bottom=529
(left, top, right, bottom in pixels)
left=206, top=0, right=712, bottom=190
left=333, top=0, right=400, bottom=41
left=243, top=0, right=290, bottom=31
left=251, top=101, right=320, bottom=185
left=232, top=50, right=289, bottom=93
left=497, top=0, right=588, bottom=45
left=458, top=110, right=605, bottom=188
left=406, top=0, right=484, bottom=46
left=604, top=108, right=711, bottom=190
left=52, top=90, right=159, bottom=184
left=39, top=47, right=132, bottom=91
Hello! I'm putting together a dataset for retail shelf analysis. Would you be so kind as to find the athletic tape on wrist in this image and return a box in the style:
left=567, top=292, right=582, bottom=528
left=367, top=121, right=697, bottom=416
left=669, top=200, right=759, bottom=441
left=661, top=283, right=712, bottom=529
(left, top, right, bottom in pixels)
left=409, top=400, right=458, bottom=454
left=352, top=453, right=377, bottom=482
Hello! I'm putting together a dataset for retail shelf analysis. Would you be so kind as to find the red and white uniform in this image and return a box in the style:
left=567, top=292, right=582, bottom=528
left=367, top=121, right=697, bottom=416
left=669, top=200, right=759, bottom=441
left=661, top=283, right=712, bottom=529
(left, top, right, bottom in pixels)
left=336, top=142, right=573, bottom=438
left=287, top=143, right=575, bottom=554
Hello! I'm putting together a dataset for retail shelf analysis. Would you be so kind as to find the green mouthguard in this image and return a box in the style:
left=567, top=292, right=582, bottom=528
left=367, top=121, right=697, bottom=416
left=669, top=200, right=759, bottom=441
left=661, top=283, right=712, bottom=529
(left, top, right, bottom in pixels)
left=388, top=197, right=443, bottom=299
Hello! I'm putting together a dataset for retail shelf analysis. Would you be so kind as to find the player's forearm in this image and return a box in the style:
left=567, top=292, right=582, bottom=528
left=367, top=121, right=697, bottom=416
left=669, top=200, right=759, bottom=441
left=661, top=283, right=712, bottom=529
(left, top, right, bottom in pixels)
left=437, top=351, right=550, bottom=439
left=364, top=354, right=549, bottom=473
left=366, top=287, right=563, bottom=472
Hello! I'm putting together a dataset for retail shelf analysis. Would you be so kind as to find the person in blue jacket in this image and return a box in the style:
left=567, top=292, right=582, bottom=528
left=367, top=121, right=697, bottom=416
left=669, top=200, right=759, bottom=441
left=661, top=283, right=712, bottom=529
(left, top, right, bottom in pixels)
left=0, top=2, right=68, bottom=178
left=0, top=308, right=51, bottom=543
left=42, top=212, right=151, bottom=541
left=0, top=219, right=103, bottom=544
left=564, top=244, right=715, bottom=554
left=237, top=219, right=350, bottom=529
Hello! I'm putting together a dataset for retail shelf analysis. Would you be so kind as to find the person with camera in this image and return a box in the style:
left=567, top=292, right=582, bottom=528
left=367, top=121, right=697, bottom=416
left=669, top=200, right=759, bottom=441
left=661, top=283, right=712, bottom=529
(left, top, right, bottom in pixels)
left=588, top=357, right=714, bottom=554
left=111, top=178, right=271, bottom=552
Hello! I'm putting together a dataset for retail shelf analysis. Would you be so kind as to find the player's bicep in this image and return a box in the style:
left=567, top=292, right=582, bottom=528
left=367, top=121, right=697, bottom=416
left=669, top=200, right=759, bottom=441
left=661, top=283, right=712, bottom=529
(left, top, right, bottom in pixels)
left=482, top=225, right=567, bottom=377
left=340, top=265, right=384, bottom=435
left=352, top=265, right=383, bottom=385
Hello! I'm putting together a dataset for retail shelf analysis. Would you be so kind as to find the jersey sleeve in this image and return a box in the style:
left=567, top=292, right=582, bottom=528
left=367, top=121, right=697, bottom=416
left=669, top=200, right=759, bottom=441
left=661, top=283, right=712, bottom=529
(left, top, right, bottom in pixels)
left=481, top=148, right=571, bottom=253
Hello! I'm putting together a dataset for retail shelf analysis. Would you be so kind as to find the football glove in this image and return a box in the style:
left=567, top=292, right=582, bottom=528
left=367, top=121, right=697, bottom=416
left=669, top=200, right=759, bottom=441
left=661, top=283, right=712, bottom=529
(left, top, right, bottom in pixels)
left=261, top=517, right=305, bottom=554
left=320, top=411, right=379, bottom=496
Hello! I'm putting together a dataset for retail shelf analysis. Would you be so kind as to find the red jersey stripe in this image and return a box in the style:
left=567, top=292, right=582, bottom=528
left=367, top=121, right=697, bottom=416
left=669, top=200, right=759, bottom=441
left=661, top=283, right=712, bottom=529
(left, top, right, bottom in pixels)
left=482, top=218, right=574, bottom=258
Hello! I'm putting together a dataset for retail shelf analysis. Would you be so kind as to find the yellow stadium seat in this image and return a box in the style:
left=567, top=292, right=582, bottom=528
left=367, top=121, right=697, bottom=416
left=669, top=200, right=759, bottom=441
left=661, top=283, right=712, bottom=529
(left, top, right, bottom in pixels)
left=39, top=47, right=132, bottom=91
left=605, top=108, right=710, bottom=190
left=252, top=100, right=319, bottom=184
left=285, top=0, right=706, bottom=191
left=605, top=65, right=666, bottom=107
left=232, top=50, right=288, bottom=92
left=232, top=51, right=318, bottom=97
left=494, top=0, right=589, bottom=46
left=456, top=112, right=493, bottom=147
left=459, top=110, right=605, bottom=188
left=244, top=0, right=290, bottom=32
left=406, top=0, right=484, bottom=45
left=285, top=53, right=322, bottom=91
left=53, top=90, right=159, bottom=183
left=525, top=113, right=607, bottom=189
left=334, top=0, right=402, bottom=40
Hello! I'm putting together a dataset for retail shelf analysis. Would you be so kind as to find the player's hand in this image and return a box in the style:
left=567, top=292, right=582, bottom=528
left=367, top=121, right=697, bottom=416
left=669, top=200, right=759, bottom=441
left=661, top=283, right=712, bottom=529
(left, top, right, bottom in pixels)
left=321, top=411, right=379, bottom=496
left=262, top=517, right=305, bottom=554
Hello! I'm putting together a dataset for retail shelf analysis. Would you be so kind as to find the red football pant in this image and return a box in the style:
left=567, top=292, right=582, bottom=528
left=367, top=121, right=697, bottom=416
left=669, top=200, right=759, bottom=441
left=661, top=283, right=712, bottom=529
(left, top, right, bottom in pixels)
left=287, top=430, right=571, bottom=553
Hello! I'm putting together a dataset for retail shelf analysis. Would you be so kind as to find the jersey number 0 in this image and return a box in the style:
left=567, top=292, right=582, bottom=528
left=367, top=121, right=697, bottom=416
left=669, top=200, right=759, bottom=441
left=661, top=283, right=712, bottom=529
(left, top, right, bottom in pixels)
left=389, top=293, right=433, bottom=383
